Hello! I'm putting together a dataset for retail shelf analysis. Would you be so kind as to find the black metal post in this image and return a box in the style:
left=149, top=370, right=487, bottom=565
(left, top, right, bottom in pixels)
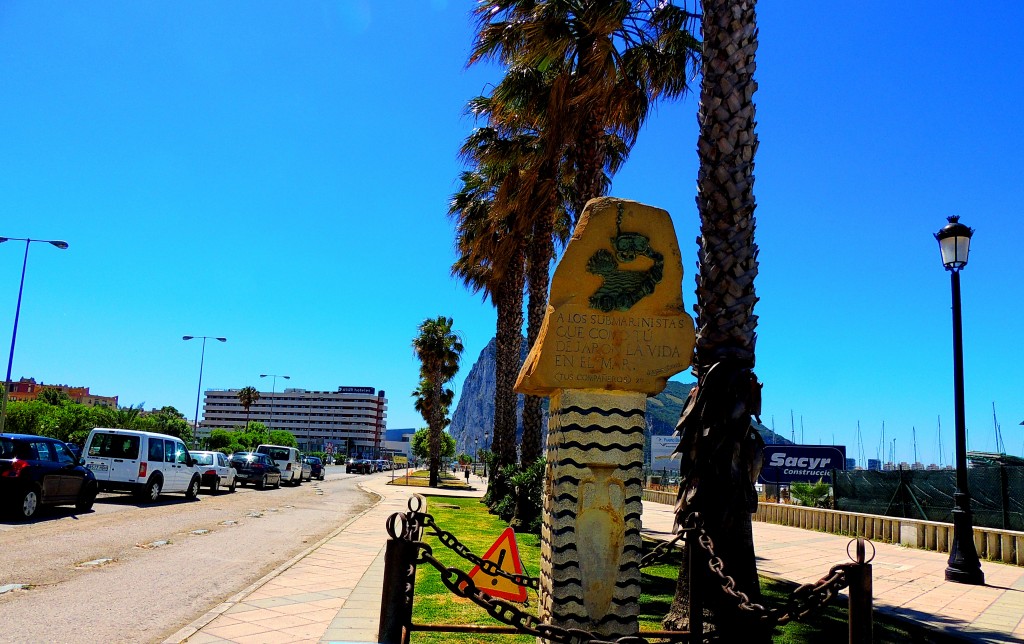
left=945, top=270, right=984, bottom=584
left=848, top=538, right=873, bottom=644
left=378, top=533, right=418, bottom=644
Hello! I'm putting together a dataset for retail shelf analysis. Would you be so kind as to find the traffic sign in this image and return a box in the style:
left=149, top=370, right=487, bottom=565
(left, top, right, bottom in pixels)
left=468, top=527, right=527, bottom=602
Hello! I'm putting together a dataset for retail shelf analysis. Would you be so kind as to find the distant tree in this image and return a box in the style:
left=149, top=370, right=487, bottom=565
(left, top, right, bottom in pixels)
left=139, top=406, right=192, bottom=443
left=3, top=400, right=49, bottom=435
left=412, top=316, right=463, bottom=487
left=267, top=430, right=298, bottom=448
left=207, top=429, right=235, bottom=451
left=38, top=388, right=71, bottom=406
left=236, top=386, right=261, bottom=431
left=410, top=428, right=456, bottom=461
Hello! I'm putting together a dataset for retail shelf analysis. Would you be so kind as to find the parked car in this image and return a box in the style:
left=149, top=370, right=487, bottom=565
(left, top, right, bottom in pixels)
left=256, top=444, right=302, bottom=486
left=82, top=428, right=201, bottom=502
left=347, top=459, right=372, bottom=474
left=190, top=450, right=237, bottom=493
left=303, top=456, right=324, bottom=480
left=229, top=452, right=282, bottom=489
left=299, top=458, right=312, bottom=482
left=1, top=434, right=98, bottom=520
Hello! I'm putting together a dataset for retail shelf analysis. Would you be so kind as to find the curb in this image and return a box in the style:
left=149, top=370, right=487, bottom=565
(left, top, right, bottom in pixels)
left=162, top=482, right=386, bottom=643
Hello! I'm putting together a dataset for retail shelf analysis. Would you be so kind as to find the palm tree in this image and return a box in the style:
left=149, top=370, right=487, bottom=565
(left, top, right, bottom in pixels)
left=451, top=125, right=534, bottom=483
left=664, top=1, right=766, bottom=639
left=470, top=0, right=700, bottom=217
left=411, top=377, right=455, bottom=431
left=469, top=3, right=700, bottom=464
left=236, top=386, right=260, bottom=432
left=412, top=316, right=464, bottom=487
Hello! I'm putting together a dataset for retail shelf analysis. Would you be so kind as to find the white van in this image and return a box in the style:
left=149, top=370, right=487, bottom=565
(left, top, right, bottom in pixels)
left=256, top=444, right=302, bottom=486
left=83, top=428, right=202, bottom=502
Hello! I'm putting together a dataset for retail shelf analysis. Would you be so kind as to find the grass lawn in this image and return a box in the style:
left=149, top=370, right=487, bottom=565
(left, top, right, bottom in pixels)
left=386, top=469, right=472, bottom=490
left=408, top=495, right=915, bottom=643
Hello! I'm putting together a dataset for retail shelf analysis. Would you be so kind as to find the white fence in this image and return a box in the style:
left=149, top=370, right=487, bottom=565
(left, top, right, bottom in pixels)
left=641, top=490, right=1024, bottom=566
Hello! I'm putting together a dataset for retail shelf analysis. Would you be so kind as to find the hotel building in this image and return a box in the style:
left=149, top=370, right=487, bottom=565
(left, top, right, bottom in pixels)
left=199, top=386, right=387, bottom=456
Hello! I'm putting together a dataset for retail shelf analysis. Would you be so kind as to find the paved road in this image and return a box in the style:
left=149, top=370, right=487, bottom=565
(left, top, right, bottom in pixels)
left=0, top=468, right=378, bottom=643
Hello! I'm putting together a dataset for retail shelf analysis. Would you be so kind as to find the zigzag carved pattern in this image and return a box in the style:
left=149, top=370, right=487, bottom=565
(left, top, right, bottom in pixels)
left=556, top=457, right=644, bottom=471
left=549, top=542, right=578, bottom=555
left=553, top=406, right=645, bottom=420
left=556, top=441, right=643, bottom=454
left=556, top=423, right=645, bottom=436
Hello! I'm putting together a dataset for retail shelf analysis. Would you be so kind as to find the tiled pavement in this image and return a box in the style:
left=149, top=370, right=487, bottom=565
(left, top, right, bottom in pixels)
left=168, top=472, right=1024, bottom=643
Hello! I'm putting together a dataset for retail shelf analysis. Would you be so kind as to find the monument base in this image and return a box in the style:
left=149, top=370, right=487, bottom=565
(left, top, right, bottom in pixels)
left=539, top=389, right=645, bottom=639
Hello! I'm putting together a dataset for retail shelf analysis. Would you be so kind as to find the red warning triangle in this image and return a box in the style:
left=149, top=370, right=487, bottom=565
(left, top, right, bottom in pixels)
left=467, top=527, right=528, bottom=602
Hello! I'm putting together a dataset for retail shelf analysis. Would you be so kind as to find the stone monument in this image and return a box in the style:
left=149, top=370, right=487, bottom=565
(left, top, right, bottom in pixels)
left=516, top=197, right=695, bottom=638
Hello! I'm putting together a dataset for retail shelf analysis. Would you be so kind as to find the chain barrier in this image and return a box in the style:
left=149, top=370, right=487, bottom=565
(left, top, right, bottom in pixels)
left=395, top=496, right=863, bottom=640
left=639, top=527, right=693, bottom=568
left=685, top=512, right=855, bottom=626
left=415, top=541, right=653, bottom=644
left=411, top=510, right=541, bottom=591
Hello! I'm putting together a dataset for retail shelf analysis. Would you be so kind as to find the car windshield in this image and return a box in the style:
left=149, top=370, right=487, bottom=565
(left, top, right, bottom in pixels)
left=258, top=447, right=291, bottom=461
left=192, top=453, right=214, bottom=466
left=88, top=433, right=140, bottom=459
left=0, top=437, right=13, bottom=459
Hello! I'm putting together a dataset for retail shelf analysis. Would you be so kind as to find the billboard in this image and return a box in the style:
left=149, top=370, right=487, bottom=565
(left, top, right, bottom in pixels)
left=338, top=386, right=376, bottom=395
left=650, top=435, right=678, bottom=467
left=758, top=445, right=846, bottom=484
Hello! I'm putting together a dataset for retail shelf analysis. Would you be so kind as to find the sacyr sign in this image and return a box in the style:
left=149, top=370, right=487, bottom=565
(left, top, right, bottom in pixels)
left=758, top=445, right=847, bottom=484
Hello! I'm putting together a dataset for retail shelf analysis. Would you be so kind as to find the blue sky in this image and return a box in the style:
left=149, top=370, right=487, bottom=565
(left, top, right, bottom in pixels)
left=1, top=1, right=1021, bottom=465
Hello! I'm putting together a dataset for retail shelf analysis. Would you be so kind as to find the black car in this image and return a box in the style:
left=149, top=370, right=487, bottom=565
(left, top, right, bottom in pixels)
left=229, top=452, right=282, bottom=489
left=303, top=456, right=324, bottom=480
left=1, top=433, right=98, bottom=520
left=345, top=458, right=372, bottom=474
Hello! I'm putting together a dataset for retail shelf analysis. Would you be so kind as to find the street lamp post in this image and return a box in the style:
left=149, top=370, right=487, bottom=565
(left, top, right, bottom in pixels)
left=935, top=215, right=984, bottom=585
left=0, top=237, right=69, bottom=434
left=259, top=373, right=290, bottom=431
left=183, top=336, right=226, bottom=444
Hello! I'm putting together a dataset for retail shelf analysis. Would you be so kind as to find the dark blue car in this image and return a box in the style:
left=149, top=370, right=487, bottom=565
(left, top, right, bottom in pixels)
left=303, top=456, right=325, bottom=480
left=1, top=433, right=98, bottom=520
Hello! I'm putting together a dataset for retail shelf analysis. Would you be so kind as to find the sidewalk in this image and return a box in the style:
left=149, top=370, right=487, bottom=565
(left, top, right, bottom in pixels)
left=642, top=501, right=1024, bottom=643
left=169, top=473, right=1024, bottom=643
left=166, top=471, right=486, bottom=644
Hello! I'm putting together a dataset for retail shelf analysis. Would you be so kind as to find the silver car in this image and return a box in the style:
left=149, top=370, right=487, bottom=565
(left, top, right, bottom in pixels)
left=190, top=450, right=237, bottom=493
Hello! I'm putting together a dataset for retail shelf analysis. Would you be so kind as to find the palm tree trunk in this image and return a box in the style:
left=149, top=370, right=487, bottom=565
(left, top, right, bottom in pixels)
left=665, top=0, right=766, bottom=640
left=488, top=249, right=525, bottom=505
left=429, top=370, right=443, bottom=487
left=521, top=205, right=555, bottom=466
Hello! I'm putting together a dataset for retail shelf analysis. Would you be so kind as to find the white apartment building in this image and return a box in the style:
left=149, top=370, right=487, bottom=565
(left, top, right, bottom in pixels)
left=199, top=386, right=387, bottom=456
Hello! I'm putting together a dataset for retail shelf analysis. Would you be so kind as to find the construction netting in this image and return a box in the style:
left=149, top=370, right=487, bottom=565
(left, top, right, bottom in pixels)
left=833, top=466, right=1024, bottom=531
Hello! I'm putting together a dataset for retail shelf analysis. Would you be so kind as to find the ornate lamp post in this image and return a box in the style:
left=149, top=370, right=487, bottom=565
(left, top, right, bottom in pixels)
left=183, top=336, right=226, bottom=443
left=935, top=216, right=984, bottom=585
left=0, top=237, right=69, bottom=434
left=259, top=373, right=290, bottom=431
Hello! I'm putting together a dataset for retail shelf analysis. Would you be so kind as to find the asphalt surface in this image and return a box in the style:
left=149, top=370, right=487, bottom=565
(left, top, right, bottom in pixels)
left=0, top=468, right=377, bottom=643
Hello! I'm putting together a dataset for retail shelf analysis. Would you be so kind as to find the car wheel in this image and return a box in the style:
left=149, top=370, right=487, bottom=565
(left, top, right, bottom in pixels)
left=273, top=476, right=281, bottom=489
left=294, top=475, right=302, bottom=487
left=185, top=477, right=201, bottom=500
left=75, top=483, right=98, bottom=512
left=141, top=478, right=162, bottom=503
left=229, top=477, right=237, bottom=493
left=210, top=478, right=220, bottom=494
left=258, top=475, right=267, bottom=490
left=17, top=485, right=41, bottom=520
